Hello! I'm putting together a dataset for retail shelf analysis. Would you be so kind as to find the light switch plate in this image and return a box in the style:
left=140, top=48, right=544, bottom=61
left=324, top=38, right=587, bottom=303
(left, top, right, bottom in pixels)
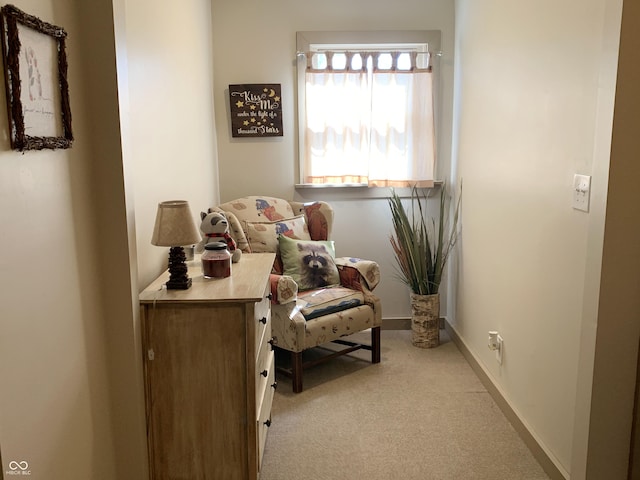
left=573, top=174, right=591, bottom=212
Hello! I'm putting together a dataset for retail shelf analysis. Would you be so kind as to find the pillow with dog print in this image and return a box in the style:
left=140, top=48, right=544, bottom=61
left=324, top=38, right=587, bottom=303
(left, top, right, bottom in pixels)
left=279, top=235, right=340, bottom=291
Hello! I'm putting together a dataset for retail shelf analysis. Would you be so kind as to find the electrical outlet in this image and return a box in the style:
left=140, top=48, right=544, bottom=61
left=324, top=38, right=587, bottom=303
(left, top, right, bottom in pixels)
left=495, top=334, right=503, bottom=365
left=488, top=331, right=503, bottom=365
left=573, top=174, right=591, bottom=212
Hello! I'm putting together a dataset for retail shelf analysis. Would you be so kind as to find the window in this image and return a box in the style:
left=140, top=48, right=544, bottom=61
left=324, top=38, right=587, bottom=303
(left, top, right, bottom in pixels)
left=296, top=31, right=441, bottom=188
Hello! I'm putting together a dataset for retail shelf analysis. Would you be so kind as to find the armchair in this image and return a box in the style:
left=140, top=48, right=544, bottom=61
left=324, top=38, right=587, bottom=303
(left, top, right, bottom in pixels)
left=210, top=196, right=382, bottom=392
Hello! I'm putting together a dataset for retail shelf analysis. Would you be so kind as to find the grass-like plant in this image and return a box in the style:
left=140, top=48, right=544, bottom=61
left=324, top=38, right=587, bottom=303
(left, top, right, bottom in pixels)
left=388, top=183, right=461, bottom=295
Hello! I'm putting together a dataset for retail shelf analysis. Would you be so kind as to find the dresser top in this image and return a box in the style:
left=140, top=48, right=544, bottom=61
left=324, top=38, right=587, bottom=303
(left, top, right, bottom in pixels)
left=139, top=252, right=275, bottom=304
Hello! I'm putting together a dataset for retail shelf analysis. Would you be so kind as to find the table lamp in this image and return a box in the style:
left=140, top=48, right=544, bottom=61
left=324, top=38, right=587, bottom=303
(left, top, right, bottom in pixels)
left=151, top=200, right=201, bottom=289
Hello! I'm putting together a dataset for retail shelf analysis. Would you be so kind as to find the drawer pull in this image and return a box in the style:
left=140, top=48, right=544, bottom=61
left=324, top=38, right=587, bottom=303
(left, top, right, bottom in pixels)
left=268, top=337, right=277, bottom=347
left=271, top=381, right=278, bottom=390
left=264, top=419, right=272, bottom=427
left=267, top=293, right=273, bottom=300
left=259, top=317, right=267, bottom=325
left=260, top=369, right=268, bottom=378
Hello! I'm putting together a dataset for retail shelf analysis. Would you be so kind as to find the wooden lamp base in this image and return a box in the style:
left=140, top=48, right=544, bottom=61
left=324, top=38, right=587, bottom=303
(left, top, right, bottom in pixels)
left=166, top=246, right=192, bottom=289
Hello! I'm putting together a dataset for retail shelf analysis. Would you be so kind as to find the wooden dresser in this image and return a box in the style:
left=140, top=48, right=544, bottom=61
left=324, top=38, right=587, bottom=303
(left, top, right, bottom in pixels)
left=139, top=253, right=276, bottom=480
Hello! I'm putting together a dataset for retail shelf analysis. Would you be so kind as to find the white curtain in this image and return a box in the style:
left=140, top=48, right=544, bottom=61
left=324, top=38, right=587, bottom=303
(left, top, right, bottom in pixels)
left=304, top=69, right=371, bottom=184
left=303, top=51, right=435, bottom=187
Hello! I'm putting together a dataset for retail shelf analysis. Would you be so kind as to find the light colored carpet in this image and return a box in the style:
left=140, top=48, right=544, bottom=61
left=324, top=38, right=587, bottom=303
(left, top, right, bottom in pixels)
left=259, top=330, right=550, bottom=480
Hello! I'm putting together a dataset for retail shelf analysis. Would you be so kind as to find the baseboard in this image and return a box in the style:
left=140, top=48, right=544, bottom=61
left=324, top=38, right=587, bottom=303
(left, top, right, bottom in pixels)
left=381, top=317, right=411, bottom=330
left=444, top=321, right=568, bottom=480
left=381, top=317, right=445, bottom=330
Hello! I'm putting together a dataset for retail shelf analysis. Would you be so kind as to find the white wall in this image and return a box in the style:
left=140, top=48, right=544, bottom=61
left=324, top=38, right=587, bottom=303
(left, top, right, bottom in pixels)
left=452, top=0, right=622, bottom=476
left=108, top=0, right=221, bottom=475
left=0, top=0, right=220, bottom=478
left=574, top=0, right=640, bottom=476
left=124, top=0, right=219, bottom=289
left=0, top=0, right=119, bottom=478
left=570, top=0, right=624, bottom=476
left=211, top=0, right=456, bottom=320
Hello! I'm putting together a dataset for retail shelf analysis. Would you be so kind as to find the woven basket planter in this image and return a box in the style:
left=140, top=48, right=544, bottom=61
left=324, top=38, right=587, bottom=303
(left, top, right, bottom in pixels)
left=410, top=293, right=440, bottom=348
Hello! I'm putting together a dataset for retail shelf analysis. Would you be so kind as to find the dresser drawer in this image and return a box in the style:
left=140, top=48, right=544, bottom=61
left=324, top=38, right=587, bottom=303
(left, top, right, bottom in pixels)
left=256, top=308, right=271, bottom=360
left=254, top=286, right=271, bottom=355
left=257, top=352, right=275, bottom=467
left=256, top=323, right=275, bottom=405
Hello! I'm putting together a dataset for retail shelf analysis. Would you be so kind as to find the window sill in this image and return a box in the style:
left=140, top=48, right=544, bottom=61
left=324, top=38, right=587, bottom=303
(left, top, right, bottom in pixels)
left=295, top=183, right=369, bottom=188
left=294, top=181, right=443, bottom=199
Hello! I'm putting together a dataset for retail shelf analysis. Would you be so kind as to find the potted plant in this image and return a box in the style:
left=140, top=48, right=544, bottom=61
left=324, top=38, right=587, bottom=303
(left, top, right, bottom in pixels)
left=388, top=183, right=461, bottom=348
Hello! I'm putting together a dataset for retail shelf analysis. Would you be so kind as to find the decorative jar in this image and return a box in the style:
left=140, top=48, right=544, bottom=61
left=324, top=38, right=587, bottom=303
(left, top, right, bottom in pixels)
left=201, top=242, right=231, bottom=279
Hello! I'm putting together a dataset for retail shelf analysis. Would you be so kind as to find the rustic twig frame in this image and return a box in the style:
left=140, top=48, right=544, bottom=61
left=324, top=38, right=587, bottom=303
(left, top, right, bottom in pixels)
left=0, top=4, right=72, bottom=151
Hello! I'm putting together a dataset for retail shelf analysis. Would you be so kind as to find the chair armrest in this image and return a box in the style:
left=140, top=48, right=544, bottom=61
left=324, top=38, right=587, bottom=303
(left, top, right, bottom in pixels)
left=335, top=257, right=381, bottom=291
left=269, top=274, right=298, bottom=304
left=271, top=303, right=307, bottom=352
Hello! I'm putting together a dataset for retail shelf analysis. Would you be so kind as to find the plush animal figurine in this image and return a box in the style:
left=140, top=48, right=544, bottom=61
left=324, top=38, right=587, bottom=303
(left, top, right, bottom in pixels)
left=196, top=211, right=241, bottom=262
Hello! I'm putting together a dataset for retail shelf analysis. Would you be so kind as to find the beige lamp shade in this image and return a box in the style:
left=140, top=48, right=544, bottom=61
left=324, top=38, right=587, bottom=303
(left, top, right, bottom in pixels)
left=151, top=200, right=201, bottom=247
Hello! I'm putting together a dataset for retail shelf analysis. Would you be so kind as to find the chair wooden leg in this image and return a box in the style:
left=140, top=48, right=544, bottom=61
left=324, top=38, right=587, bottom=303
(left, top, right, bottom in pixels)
left=372, top=326, right=381, bottom=364
left=291, top=351, right=303, bottom=393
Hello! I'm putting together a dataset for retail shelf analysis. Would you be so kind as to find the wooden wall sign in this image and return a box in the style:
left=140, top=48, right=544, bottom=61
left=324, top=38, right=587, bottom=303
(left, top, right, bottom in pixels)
left=229, top=84, right=283, bottom=138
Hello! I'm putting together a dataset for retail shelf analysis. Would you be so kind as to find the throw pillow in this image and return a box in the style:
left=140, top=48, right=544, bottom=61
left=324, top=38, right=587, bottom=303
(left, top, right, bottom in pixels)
left=245, top=215, right=310, bottom=253
left=279, top=235, right=340, bottom=291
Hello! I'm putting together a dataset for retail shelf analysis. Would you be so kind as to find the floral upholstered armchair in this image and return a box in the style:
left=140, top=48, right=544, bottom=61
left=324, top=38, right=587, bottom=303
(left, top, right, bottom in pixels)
left=210, top=196, right=382, bottom=393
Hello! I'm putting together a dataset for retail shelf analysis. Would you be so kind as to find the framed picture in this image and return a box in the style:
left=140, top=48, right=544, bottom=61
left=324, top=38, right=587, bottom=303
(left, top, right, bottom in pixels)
left=0, top=5, right=72, bottom=151
left=229, top=84, right=283, bottom=138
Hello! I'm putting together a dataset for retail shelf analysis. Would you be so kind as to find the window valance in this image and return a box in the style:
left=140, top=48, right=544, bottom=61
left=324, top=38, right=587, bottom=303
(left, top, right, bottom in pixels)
left=303, top=50, right=432, bottom=73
